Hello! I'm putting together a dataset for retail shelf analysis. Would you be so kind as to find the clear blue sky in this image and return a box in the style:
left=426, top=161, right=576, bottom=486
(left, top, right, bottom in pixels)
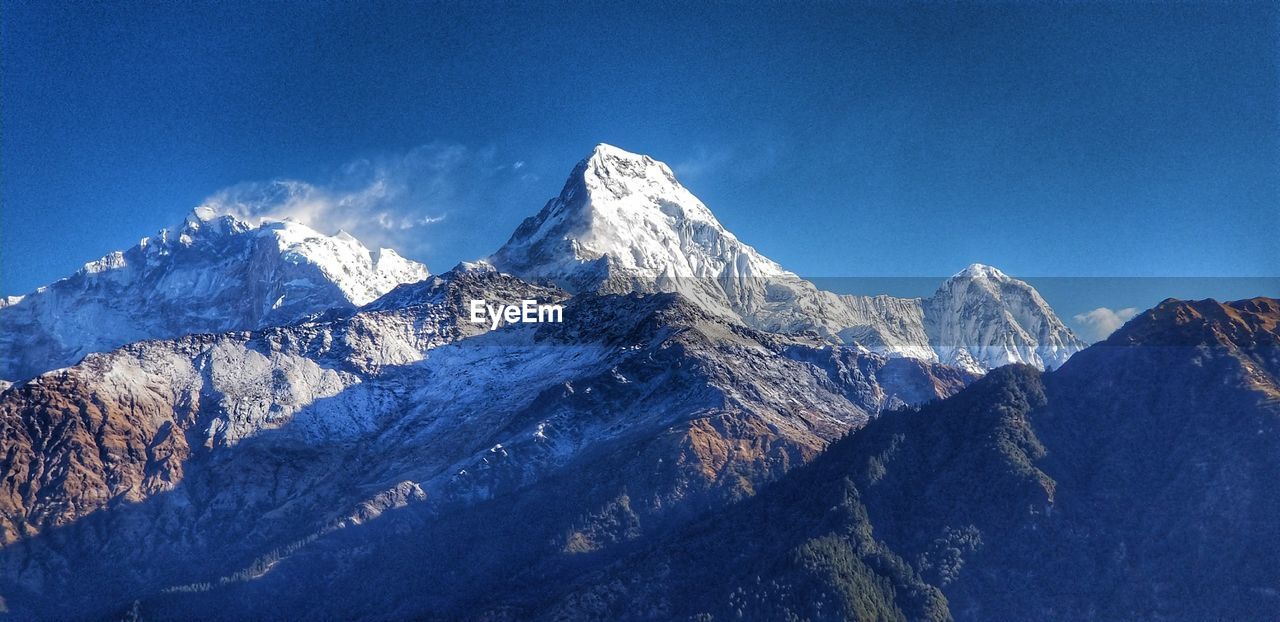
left=3, top=2, right=1277, bottom=315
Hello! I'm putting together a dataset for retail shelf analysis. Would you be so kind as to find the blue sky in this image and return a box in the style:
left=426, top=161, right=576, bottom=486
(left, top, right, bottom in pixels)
left=3, top=2, right=1276, bottom=327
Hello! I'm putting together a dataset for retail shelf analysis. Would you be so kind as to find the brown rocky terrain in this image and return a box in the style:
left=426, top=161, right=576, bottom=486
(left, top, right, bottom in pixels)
left=0, top=271, right=971, bottom=619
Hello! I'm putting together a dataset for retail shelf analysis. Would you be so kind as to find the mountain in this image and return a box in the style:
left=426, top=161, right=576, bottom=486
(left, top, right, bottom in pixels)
left=536, top=297, right=1280, bottom=620
left=0, top=264, right=972, bottom=618
left=924, top=263, right=1082, bottom=370
left=0, top=143, right=1172, bottom=619
left=0, top=144, right=1080, bottom=385
left=6, top=294, right=1258, bottom=620
left=490, top=144, right=1084, bottom=372
left=0, top=267, right=560, bottom=543
left=489, top=144, right=791, bottom=296
left=0, top=207, right=429, bottom=383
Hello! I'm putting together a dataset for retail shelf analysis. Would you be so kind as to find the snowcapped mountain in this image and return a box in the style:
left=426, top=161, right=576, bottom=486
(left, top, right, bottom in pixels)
left=491, top=143, right=1084, bottom=372
left=536, top=298, right=1280, bottom=622
left=0, top=144, right=1079, bottom=386
left=1, top=267, right=566, bottom=542
left=490, top=143, right=790, bottom=292
left=925, top=263, right=1084, bottom=370
left=0, top=207, right=428, bottom=383
left=0, top=144, right=1138, bottom=620
left=0, top=267, right=971, bottom=616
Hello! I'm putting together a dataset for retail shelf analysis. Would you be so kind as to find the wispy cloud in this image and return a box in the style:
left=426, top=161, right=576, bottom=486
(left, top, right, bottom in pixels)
left=671, top=141, right=785, bottom=183
left=672, top=146, right=735, bottom=180
left=197, top=142, right=529, bottom=255
left=1073, top=306, right=1140, bottom=342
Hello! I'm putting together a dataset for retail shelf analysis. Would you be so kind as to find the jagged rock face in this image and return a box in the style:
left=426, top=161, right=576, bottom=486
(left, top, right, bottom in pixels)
left=0, top=269, right=971, bottom=618
left=488, top=143, right=812, bottom=332
left=924, top=264, right=1086, bottom=371
left=490, top=143, right=788, bottom=291
left=491, top=144, right=1084, bottom=372
left=0, top=209, right=428, bottom=383
left=534, top=297, right=1280, bottom=621
left=0, top=143, right=1099, bottom=619
left=0, top=143, right=1081, bottom=389
left=0, top=268, right=562, bottom=544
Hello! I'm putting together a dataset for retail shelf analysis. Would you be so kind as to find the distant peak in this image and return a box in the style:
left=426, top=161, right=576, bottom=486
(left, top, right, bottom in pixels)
left=454, top=260, right=497, bottom=274
left=488, top=143, right=771, bottom=288
left=180, top=206, right=251, bottom=240
left=561, top=144, right=694, bottom=217
left=588, top=143, right=646, bottom=161
left=191, top=205, right=221, bottom=222
left=185, top=204, right=250, bottom=227
left=1105, top=296, right=1280, bottom=349
left=953, top=263, right=1009, bottom=280
left=578, top=143, right=678, bottom=184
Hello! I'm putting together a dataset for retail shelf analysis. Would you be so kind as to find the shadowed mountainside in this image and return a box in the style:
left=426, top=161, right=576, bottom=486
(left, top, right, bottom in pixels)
left=531, top=297, right=1280, bottom=621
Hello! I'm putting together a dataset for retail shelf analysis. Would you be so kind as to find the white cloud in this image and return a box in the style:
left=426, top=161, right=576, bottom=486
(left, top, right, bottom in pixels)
left=1073, top=306, right=1140, bottom=342
left=670, top=141, right=784, bottom=182
left=672, top=146, right=734, bottom=180
left=196, top=142, right=531, bottom=256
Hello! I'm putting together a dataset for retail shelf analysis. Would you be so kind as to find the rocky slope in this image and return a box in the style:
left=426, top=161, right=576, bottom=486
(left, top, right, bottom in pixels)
left=924, top=263, right=1082, bottom=370
left=0, top=144, right=1082, bottom=386
left=0, top=208, right=429, bottom=383
left=490, top=144, right=1084, bottom=372
left=0, top=143, right=1127, bottom=620
left=0, top=267, right=558, bottom=543
left=536, top=297, right=1280, bottom=620
left=0, top=266, right=971, bottom=618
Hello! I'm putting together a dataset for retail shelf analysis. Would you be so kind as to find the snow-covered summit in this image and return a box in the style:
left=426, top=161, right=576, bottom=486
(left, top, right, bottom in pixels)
left=0, top=209, right=429, bottom=382
left=490, top=144, right=1086, bottom=372
left=489, top=143, right=815, bottom=330
left=955, top=263, right=1008, bottom=280
left=925, top=263, right=1086, bottom=371
left=490, top=143, right=788, bottom=296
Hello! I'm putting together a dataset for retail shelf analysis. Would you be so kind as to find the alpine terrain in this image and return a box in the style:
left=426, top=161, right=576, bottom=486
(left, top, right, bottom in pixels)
left=537, top=296, right=1280, bottom=621
left=490, top=145, right=1085, bottom=373
left=0, top=207, right=430, bottom=384
left=3, top=145, right=1261, bottom=622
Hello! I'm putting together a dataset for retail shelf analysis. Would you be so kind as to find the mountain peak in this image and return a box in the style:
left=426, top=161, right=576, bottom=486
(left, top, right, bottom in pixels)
left=588, top=142, right=644, bottom=161
left=190, top=204, right=221, bottom=222
left=927, top=263, right=1086, bottom=371
left=490, top=146, right=1085, bottom=372
left=179, top=205, right=251, bottom=240
left=584, top=143, right=665, bottom=175
left=571, top=144, right=708, bottom=218
left=1106, top=297, right=1280, bottom=350
left=1, top=209, right=429, bottom=382
left=490, top=145, right=780, bottom=292
left=953, top=263, right=1009, bottom=280
left=581, top=143, right=674, bottom=182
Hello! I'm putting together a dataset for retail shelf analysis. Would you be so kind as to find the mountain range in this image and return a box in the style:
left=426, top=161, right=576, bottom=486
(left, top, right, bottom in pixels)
left=0, top=145, right=1082, bottom=387
left=489, top=145, right=1085, bottom=373
left=1, top=145, right=1271, bottom=620
left=535, top=296, right=1280, bottom=621
left=0, top=208, right=429, bottom=384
